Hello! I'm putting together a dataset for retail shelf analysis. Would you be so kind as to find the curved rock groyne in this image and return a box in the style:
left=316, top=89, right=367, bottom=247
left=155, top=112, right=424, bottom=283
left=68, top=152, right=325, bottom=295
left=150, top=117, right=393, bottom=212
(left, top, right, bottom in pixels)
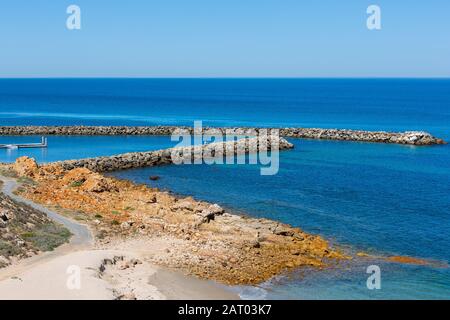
left=0, top=126, right=445, bottom=145
left=54, top=136, right=293, bottom=172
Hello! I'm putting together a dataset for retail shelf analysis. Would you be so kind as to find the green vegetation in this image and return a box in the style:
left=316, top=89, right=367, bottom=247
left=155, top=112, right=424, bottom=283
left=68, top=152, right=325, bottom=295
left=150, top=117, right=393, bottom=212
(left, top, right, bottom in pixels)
left=0, top=240, right=22, bottom=257
left=94, top=214, right=103, bottom=219
left=69, top=180, right=85, bottom=188
left=0, top=191, right=72, bottom=263
left=111, top=220, right=120, bottom=226
left=22, top=224, right=72, bottom=252
left=0, top=168, right=18, bottom=178
left=111, top=210, right=121, bottom=215
left=21, top=232, right=35, bottom=238
left=14, top=187, right=26, bottom=194
left=17, top=176, right=37, bottom=185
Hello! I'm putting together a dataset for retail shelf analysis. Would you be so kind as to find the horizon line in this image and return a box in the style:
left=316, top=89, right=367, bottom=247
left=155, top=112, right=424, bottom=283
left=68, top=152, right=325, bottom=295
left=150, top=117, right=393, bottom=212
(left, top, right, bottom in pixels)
left=0, top=76, right=450, bottom=80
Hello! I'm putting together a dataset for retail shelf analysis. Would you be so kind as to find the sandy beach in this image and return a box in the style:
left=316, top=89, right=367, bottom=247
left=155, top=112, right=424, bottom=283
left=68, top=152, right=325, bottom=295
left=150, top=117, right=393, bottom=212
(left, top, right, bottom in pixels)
left=0, top=170, right=238, bottom=300
left=0, top=249, right=238, bottom=300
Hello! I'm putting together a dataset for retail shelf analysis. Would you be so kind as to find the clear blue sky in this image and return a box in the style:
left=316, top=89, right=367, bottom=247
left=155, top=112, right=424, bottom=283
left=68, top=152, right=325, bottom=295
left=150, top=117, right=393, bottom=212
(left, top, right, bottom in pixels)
left=0, top=0, right=449, bottom=77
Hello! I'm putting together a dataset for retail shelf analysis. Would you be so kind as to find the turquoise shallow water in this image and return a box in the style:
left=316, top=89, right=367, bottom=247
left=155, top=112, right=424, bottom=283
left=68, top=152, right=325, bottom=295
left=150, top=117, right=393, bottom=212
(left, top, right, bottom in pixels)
left=0, top=78, right=449, bottom=299
left=0, top=135, right=176, bottom=163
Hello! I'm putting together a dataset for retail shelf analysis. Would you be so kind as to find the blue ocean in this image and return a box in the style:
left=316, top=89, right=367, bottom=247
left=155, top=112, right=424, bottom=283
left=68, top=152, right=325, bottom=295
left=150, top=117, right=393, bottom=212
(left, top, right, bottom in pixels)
left=1, top=79, right=449, bottom=299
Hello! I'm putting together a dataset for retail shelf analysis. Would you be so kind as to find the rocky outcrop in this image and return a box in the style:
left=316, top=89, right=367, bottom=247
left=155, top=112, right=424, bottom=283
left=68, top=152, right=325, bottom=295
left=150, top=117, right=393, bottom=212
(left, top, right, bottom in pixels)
left=13, top=162, right=347, bottom=285
left=13, top=157, right=38, bottom=177
left=0, top=126, right=445, bottom=145
left=61, top=167, right=118, bottom=192
left=53, top=136, right=294, bottom=172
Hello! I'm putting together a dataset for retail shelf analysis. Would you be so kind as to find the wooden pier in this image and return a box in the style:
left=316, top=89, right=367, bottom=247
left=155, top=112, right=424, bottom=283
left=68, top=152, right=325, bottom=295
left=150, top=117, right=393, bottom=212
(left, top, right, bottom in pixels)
left=0, top=137, right=48, bottom=149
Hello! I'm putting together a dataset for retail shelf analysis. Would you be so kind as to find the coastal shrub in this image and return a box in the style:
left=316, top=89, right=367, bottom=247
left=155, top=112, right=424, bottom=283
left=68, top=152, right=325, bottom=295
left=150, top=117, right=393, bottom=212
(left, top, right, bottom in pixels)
left=69, top=180, right=85, bottom=188
left=23, top=223, right=71, bottom=251
left=0, top=240, right=22, bottom=257
left=21, top=232, right=35, bottom=238
left=94, top=214, right=103, bottom=219
left=111, top=210, right=121, bottom=215
left=111, top=220, right=120, bottom=226
left=14, top=187, right=25, bottom=194
left=0, top=168, right=18, bottom=178
left=17, top=176, right=37, bottom=185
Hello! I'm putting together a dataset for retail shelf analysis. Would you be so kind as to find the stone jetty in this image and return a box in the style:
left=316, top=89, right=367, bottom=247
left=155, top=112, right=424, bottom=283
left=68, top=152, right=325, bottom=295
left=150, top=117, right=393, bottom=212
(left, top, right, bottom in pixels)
left=0, top=126, right=445, bottom=145
left=54, top=136, right=293, bottom=172
left=279, top=128, right=445, bottom=145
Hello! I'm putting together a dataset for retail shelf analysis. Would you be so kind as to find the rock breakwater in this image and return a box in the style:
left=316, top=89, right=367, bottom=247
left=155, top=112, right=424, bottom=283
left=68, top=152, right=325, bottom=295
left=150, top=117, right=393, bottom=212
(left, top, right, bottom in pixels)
left=54, top=136, right=293, bottom=172
left=0, top=126, right=444, bottom=145
left=279, top=128, right=445, bottom=145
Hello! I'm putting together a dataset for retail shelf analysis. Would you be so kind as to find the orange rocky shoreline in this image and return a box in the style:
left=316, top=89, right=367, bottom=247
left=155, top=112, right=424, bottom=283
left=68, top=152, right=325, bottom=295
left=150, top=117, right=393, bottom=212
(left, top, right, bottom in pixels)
left=3, top=157, right=443, bottom=287
left=3, top=156, right=349, bottom=285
